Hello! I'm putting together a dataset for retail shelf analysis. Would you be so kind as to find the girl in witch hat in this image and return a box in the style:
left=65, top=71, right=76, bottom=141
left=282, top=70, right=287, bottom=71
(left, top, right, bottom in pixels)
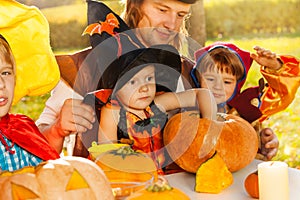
left=91, top=43, right=216, bottom=174
left=0, top=35, right=59, bottom=172
left=190, top=42, right=300, bottom=160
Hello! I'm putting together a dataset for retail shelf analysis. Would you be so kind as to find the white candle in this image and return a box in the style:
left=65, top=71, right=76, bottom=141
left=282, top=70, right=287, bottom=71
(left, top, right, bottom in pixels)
left=258, top=161, right=289, bottom=200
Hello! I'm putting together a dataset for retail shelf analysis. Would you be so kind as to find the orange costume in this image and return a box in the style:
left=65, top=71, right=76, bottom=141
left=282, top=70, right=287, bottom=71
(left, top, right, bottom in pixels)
left=258, top=55, right=300, bottom=122
left=117, top=101, right=169, bottom=174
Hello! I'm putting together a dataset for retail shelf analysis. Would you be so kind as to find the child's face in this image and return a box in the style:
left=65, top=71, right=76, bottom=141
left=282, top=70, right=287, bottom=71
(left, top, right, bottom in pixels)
left=200, top=69, right=237, bottom=104
left=0, top=54, right=15, bottom=118
left=116, top=65, right=156, bottom=112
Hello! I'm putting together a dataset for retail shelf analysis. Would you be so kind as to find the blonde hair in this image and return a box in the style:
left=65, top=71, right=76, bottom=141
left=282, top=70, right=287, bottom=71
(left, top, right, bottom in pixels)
left=195, top=47, right=245, bottom=83
left=0, top=35, right=16, bottom=72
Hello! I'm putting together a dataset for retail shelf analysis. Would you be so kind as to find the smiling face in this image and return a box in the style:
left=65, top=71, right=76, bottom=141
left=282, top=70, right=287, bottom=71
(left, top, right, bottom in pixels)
left=200, top=69, right=237, bottom=104
left=116, top=65, right=156, bottom=115
left=135, top=0, right=191, bottom=47
left=0, top=38, right=16, bottom=119
left=195, top=47, right=245, bottom=105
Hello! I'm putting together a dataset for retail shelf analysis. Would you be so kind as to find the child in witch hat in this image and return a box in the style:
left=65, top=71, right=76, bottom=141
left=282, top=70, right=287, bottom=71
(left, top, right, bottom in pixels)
left=0, top=35, right=59, bottom=172
left=91, top=43, right=216, bottom=174
left=190, top=42, right=300, bottom=160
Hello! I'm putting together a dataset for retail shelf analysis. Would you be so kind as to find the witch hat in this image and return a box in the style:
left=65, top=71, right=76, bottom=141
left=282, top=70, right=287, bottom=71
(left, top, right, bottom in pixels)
left=99, top=44, right=182, bottom=94
left=86, top=0, right=144, bottom=49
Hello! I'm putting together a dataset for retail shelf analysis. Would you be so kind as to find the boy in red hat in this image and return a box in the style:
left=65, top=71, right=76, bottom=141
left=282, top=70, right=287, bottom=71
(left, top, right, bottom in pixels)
left=189, top=42, right=300, bottom=160
left=0, top=35, right=59, bottom=172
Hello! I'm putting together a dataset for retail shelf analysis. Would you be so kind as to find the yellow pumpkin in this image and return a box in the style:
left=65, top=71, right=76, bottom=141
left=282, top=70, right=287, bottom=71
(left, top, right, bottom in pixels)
left=164, top=111, right=258, bottom=173
left=88, top=141, right=129, bottom=161
left=0, top=157, right=114, bottom=200
left=95, top=146, right=158, bottom=178
left=125, top=176, right=190, bottom=200
left=195, top=152, right=233, bottom=193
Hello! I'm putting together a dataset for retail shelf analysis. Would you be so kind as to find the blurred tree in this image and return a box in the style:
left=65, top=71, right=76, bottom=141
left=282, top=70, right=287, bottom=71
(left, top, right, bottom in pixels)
left=188, top=0, right=206, bottom=47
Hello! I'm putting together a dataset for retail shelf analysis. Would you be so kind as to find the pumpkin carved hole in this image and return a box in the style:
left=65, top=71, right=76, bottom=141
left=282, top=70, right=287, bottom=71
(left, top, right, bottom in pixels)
left=12, top=183, right=39, bottom=200
left=65, top=169, right=89, bottom=191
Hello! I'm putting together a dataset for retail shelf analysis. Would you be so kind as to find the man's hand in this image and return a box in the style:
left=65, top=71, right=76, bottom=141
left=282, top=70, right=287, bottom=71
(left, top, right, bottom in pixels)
left=55, top=99, right=96, bottom=137
left=260, top=128, right=279, bottom=160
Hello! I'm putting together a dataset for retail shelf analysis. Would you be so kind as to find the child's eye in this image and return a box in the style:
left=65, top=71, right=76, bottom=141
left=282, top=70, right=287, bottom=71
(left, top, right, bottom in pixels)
left=205, top=77, right=215, bottom=82
left=146, top=75, right=154, bottom=82
left=128, top=80, right=136, bottom=85
left=224, top=80, right=234, bottom=85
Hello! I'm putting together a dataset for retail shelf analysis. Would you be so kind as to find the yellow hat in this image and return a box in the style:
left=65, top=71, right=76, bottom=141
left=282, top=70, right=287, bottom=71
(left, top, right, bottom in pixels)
left=0, top=0, right=60, bottom=104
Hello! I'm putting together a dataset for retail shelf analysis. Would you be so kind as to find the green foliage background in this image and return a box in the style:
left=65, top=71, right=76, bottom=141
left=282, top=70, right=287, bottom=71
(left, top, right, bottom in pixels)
left=205, top=0, right=300, bottom=39
left=11, top=0, right=300, bottom=168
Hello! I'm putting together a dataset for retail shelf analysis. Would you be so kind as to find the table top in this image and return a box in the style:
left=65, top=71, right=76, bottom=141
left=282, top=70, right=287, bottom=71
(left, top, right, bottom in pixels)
left=166, top=159, right=300, bottom=200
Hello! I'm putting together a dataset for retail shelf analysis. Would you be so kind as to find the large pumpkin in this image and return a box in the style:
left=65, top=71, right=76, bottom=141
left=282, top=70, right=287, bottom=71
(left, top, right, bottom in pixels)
left=0, top=157, right=114, bottom=200
left=164, top=111, right=258, bottom=173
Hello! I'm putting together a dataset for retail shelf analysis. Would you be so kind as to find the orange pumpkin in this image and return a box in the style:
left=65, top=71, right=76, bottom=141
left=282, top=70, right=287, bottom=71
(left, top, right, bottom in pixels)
left=0, top=157, right=114, bottom=200
left=125, top=176, right=190, bottom=200
left=244, top=170, right=259, bottom=199
left=164, top=111, right=258, bottom=173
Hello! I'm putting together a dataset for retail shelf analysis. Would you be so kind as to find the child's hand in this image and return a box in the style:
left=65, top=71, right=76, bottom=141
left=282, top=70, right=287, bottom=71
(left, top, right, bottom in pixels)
left=259, top=128, right=279, bottom=160
left=250, top=46, right=282, bottom=71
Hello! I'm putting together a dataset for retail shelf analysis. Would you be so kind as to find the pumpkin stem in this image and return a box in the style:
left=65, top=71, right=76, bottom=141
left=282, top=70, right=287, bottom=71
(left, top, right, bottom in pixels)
left=115, top=146, right=136, bottom=154
left=216, top=112, right=226, bottom=122
left=146, top=176, right=173, bottom=192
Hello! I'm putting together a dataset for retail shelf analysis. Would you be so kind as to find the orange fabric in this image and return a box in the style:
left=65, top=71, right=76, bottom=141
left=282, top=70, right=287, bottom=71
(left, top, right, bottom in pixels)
left=125, top=107, right=166, bottom=174
left=259, top=55, right=300, bottom=122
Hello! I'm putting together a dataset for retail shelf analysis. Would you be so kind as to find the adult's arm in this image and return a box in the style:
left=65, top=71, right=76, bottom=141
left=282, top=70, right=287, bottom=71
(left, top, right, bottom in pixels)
left=36, top=80, right=95, bottom=154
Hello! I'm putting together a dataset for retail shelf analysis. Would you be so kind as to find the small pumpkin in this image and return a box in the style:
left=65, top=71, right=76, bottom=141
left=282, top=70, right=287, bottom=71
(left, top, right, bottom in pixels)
left=0, top=157, right=114, bottom=200
left=95, top=146, right=158, bottom=198
left=164, top=111, right=258, bottom=173
left=125, top=176, right=190, bottom=200
left=244, top=170, right=259, bottom=199
left=95, top=146, right=158, bottom=179
left=195, top=152, right=233, bottom=194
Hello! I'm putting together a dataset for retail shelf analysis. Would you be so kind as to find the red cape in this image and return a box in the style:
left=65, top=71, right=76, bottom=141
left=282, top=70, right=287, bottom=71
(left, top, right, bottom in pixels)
left=0, top=114, right=60, bottom=160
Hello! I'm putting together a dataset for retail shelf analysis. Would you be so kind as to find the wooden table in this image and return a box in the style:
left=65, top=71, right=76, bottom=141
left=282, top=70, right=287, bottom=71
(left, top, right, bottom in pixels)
left=166, top=159, right=300, bottom=199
